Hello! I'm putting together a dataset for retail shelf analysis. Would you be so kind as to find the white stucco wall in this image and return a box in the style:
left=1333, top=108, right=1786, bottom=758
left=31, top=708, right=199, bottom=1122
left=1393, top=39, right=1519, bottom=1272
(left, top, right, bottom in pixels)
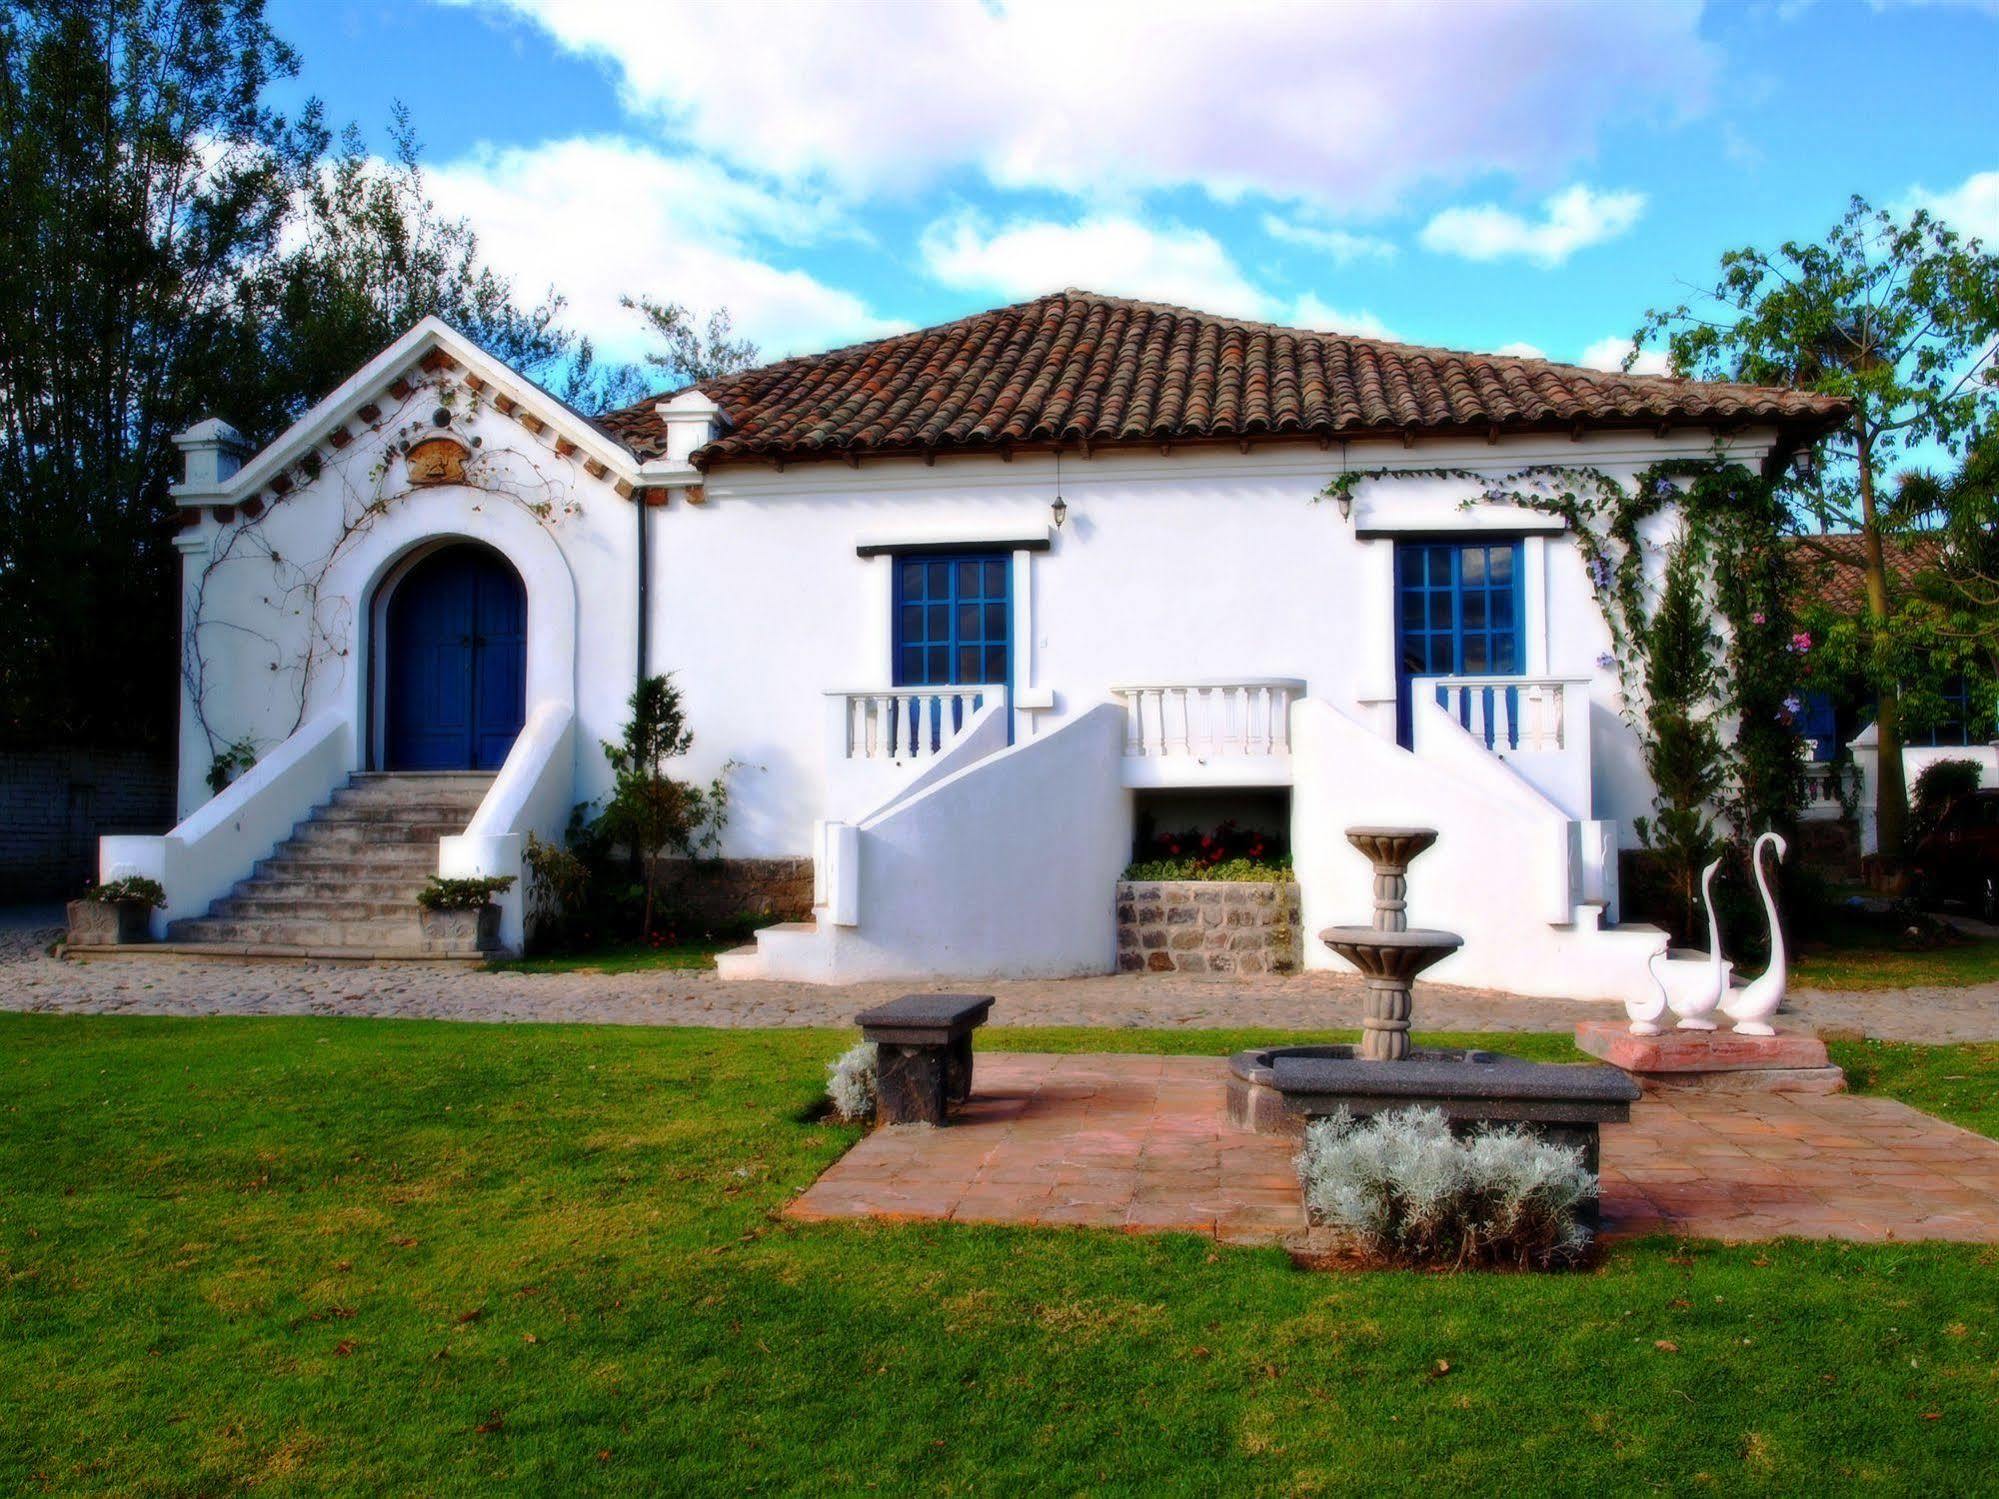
left=655, top=431, right=1759, bottom=858
left=177, top=375, right=1782, bottom=875
left=172, top=384, right=635, bottom=821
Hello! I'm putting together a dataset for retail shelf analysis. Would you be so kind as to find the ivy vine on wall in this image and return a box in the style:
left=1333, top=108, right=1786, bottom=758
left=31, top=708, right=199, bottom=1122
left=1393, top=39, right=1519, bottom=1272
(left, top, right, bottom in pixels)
left=1322, top=456, right=1807, bottom=937
left=181, top=377, right=585, bottom=775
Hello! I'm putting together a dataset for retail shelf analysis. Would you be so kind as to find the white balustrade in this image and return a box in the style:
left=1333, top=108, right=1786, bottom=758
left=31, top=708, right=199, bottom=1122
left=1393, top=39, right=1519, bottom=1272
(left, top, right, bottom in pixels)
left=1426, top=675, right=1573, bottom=753
left=1110, top=680, right=1305, bottom=784
left=830, top=686, right=999, bottom=763
left=1801, top=761, right=1846, bottom=820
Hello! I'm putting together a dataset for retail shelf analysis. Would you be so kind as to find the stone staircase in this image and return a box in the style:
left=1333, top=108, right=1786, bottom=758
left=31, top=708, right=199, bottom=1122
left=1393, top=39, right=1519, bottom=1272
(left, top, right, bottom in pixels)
left=160, top=771, right=495, bottom=959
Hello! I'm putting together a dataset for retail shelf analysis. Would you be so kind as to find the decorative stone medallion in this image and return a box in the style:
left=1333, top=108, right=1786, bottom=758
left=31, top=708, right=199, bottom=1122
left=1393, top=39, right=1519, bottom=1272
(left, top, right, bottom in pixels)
left=405, top=435, right=469, bottom=487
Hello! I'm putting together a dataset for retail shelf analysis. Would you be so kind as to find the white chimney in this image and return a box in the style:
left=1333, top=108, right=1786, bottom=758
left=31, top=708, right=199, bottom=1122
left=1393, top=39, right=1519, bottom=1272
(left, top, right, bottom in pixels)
left=172, top=417, right=249, bottom=499
left=654, top=390, right=722, bottom=468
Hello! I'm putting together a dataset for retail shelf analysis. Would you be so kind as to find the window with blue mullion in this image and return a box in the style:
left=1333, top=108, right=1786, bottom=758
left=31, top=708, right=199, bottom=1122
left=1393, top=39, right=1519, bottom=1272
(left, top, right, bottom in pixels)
left=1395, top=540, right=1523, bottom=749
left=893, top=553, right=1011, bottom=751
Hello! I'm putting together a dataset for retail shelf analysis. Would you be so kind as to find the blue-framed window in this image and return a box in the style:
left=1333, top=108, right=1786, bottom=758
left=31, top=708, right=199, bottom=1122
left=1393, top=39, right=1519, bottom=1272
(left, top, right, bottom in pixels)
left=894, top=553, right=1010, bottom=688
left=1395, top=539, right=1523, bottom=747
left=1907, top=676, right=1978, bottom=747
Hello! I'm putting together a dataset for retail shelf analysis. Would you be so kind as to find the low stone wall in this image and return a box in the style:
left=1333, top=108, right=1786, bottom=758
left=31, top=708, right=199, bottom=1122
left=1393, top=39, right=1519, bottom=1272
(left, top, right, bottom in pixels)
left=1116, top=879, right=1302, bottom=976
left=645, top=856, right=814, bottom=926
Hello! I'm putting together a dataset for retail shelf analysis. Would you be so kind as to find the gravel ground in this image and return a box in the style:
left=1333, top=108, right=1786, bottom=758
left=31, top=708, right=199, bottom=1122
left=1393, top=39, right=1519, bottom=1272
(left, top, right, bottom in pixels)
left=5, top=919, right=1998, bottom=1041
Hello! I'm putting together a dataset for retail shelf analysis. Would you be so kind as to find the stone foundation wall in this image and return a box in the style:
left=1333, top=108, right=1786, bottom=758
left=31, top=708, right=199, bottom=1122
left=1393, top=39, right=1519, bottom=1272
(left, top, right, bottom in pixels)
left=1117, top=880, right=1302, bottom=976
left=645, top=856, right=815, bottom=926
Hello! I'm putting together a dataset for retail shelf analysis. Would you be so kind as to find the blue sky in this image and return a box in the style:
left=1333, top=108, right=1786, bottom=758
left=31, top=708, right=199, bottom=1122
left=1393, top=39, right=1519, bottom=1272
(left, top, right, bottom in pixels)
left=267, top=0, right=1999, bottom=379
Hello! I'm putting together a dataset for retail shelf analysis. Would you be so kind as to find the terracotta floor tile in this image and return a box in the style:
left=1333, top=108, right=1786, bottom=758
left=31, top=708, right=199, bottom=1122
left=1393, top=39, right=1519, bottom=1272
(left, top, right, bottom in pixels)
left=783, top=1053, right=1999, bottom=1246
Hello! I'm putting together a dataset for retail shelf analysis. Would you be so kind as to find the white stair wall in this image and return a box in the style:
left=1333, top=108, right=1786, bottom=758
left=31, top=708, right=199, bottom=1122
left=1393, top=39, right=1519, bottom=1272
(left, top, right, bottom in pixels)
left=721, top=704, right=1129, bottom=983
left=1292, top=696, right=1664, bottom=1005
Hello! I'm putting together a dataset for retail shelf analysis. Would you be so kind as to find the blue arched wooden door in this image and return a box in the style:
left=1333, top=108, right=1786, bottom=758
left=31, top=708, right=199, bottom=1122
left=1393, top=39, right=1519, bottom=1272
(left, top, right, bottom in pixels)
left=383, top=544, right=527, bottom=771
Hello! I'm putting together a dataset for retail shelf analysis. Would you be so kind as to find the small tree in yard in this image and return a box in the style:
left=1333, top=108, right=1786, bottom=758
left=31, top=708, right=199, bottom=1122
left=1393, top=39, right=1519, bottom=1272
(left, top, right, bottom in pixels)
left=1637, top=533, right=1726, bottom=942
left=1639, top=197, right=1999, bottom=866
left=600, top=674, right=727, bottom=938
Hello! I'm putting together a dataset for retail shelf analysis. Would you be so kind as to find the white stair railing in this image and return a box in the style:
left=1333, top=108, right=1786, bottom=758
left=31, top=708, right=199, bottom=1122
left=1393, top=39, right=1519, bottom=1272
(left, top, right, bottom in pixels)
left=1426, top=675, right=1577, bottom=752
left=831, top=686, right=999, bottom=763
left=1111, top=679, right=1306, bottom=760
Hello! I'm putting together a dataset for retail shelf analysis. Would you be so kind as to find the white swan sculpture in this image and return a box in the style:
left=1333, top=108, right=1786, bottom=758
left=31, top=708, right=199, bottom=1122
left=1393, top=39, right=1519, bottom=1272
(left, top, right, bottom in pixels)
left=1721, top=831, right=1788, bottom=1035
left=1642, top=858, right=1732, bottom=1032
left=1625, top=945, right=1671, bottom=1035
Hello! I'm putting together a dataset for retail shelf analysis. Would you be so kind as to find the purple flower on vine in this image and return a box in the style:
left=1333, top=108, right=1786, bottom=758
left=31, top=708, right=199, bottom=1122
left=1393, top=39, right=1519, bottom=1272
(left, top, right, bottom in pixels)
left=1587, top=556, right=1614, bottom=590
left=1595, top=651, right=1616, bottom=671
left=1782, top=694, right=1803, bottom=717
left=1751, top=612, right=1766, bottom=626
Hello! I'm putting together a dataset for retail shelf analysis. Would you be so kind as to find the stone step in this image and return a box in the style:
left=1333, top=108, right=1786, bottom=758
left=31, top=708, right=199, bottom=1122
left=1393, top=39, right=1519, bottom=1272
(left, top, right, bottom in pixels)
left=231, top=875, right=429, bottom=904
left=256, top=851, right=437, bottom=881
left=211, top=896, right=422, bottom=921
left=287, top=820, right=468, bottom=847
left=175, top=770, right=500, bottom=955
left=165, top=916, right=475, bottom=952
left=315, top=799, right=485, bottom=824
left=67, top=942, right=490, bottom=965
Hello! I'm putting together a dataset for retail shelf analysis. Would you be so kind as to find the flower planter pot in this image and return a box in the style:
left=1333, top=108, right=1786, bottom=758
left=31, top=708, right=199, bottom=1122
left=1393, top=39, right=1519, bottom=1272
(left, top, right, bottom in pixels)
left=419, top=904, right=502, bottom=954
left=67, top=897, right=153, bottom=946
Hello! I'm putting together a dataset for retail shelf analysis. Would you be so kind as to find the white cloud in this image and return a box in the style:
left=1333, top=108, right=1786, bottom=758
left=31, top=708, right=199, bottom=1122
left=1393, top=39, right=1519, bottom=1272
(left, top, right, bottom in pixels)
left=1580, top=335, right=1671, bottom=376
left=423, top=137, right=906, bottom=361
left=919, top=212, right=1270, bottom=319
left=1420, top=185, right=1646, bottom=266
left=1260, top=214, right=1396, bottom=263
left=918, top=213, right=1408, bottom=343
left=1285, top=295, right=1401, bottom=342
left=448, top=0, right=1713, bottom=212
left=1897, top=168, right=1999, bottom=243
left=1495, top=341, right=1548, bottom=358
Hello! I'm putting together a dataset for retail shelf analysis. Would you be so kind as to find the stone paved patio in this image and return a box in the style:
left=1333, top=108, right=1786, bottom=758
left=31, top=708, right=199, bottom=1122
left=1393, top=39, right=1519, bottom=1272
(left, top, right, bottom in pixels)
left=788, top=1053, right=1999, bottom=1245
left=6, top=919, right=1999, bottom=1042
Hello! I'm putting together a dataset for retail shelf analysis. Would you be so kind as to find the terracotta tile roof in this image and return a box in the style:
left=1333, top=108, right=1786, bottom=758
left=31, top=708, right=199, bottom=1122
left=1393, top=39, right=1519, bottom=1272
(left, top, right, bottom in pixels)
left=1788, top=532, right=1947, bottom=614
left=597, top=289, right=1851, bottom=470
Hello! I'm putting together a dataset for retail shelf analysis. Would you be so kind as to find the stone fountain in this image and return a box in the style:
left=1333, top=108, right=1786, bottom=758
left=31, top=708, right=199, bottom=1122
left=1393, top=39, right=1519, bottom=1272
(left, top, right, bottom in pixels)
left=1226, top=827, right=1639, bottom=1188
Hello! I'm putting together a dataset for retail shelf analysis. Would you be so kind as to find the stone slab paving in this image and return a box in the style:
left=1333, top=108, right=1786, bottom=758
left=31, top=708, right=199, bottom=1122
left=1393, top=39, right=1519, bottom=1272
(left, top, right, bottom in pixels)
left=789, top=1053, right=1999, bottom=1246
left=789, top=1054, right=1307, bottom=1244
left=5, top=921, right=1999, bottom=1040
left=10, top=906, right=1999, bottom=1043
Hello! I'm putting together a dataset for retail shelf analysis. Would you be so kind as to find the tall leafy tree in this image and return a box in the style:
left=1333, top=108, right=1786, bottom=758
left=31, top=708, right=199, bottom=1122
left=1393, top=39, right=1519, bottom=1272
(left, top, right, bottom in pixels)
left=0, top=0, right=307, bottom=749
left=245, top=105, right=639, bottom=430
left=1899, top=433, right=1999, bottom=695
left=1639, top=198, right=1999, bottom=862
left=0, top=2, right=761, bottom=758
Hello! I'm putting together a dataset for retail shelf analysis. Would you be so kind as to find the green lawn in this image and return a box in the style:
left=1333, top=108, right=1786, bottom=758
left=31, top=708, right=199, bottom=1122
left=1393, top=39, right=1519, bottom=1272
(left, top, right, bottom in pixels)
left=1793, top=931, right=1999, bottom=991
left=1831, top=1038, right=1999, bottom=1139
left=487, top=938, right=740, bottom=974
left=4, top=1015, right=1997, bottom=1493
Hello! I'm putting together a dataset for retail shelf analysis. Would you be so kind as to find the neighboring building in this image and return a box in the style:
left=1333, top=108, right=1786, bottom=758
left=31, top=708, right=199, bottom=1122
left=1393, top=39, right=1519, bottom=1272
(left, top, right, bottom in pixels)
left=1787, top=532, right=1995, bottom=852
left=101, top=291, right=1843, bottom=998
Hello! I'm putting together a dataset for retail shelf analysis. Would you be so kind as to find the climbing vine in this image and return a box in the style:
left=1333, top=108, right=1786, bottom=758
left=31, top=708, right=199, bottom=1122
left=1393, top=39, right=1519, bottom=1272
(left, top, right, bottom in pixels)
left=180, top=376, right=586, bottom=767
left=1321, top=456, right=1807, bottom=932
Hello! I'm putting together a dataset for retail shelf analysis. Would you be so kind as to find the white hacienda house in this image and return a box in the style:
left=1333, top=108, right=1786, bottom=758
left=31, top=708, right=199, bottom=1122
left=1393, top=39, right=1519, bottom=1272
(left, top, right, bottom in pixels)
left=101, top=291, right=1844, bottom=999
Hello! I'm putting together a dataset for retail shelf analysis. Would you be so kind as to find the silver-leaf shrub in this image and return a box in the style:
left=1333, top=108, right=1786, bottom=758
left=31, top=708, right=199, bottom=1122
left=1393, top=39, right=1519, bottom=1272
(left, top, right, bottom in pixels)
left=825, top=1041, right=879, bottom=1122
left=1295, top=1106, right=1595, bottom=1269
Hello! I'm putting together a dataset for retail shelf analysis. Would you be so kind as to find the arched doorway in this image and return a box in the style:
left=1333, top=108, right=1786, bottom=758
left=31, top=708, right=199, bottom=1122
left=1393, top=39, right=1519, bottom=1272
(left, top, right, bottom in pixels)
left=382, top=543, right=527, bottom=771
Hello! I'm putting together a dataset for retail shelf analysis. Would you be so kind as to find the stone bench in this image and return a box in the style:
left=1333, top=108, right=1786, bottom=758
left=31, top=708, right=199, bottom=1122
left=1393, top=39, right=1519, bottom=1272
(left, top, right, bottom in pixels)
left=855, top=993, right=994, bottom=1126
